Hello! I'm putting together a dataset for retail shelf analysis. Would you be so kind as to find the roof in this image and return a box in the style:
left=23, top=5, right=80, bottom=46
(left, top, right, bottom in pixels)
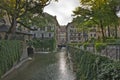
left=16, top=30, right=33, bottom=35
left=0, top=24, right=33, bottom=35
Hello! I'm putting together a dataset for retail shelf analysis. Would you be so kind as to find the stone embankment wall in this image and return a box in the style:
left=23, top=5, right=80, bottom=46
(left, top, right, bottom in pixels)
left=85, top=44, right=120, bottom=60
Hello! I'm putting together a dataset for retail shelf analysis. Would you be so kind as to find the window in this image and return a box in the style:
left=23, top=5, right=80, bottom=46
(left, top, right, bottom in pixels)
left=78, top=37, right=81, bottom=40
left=42, top=33, right=44, bottom=38
left=94, top=34, right=96, bottom=37
left=70, top=37, right=73, bottom=40
left=91, top=34, right=92, bottom=37
left=47, top=26, right=51, bottom=31
left=49, top=33, right=51, bottom=37
left=70, top=29, right=73, bottom=32
left=78, top=33, right=81, bottom=36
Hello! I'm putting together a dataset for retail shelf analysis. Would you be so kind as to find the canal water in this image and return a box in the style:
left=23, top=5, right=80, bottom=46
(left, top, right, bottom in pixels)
left=2, top=48, right=75, bottom=80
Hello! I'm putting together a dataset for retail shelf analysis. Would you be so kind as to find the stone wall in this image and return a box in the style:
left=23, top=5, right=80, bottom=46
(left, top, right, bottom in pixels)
left=85, top=44, right=120, bottom=60
left=101, top=44, right=120, bottom=60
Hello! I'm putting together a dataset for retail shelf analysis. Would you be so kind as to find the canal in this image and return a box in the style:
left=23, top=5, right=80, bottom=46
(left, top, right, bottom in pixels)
left=2, top=48, right=75, bottom=80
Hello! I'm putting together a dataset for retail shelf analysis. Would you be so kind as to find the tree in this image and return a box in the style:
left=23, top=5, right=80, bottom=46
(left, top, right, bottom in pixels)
left=0, top=0, right=57, bottom=39
left=73, top=0, right=120, bottom=41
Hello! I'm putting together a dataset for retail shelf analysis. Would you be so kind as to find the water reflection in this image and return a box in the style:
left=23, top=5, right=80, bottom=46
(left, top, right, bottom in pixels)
left=59, top=51, right=66, bottom=73
left=58, top=49, right=75, bottom=80
left=2, top=48, right=75, bottom=80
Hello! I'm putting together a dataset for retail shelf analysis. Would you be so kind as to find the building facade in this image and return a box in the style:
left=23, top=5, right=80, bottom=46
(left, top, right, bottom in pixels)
left=33, top=25, right=55, bottom=39
left=66, top=22, right=88, bottom=43
left=88, top=27, right=102, bottom=41
left=57, top=26, right=66, bottom=46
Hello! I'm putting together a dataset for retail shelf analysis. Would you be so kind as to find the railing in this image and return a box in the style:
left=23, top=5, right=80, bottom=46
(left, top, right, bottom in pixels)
left=67, top=44, right=120, bottom=61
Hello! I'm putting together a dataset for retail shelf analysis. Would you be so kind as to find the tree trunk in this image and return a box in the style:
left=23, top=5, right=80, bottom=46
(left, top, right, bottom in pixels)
left=115, top=25, right=117, bottom=39
left=107, top=25, right=110, bottom=37
left=4, top=0, right=18, bottom=40
left=5, top=16, right=17, bottom=40
left=100, top=20, right=105, bottom=41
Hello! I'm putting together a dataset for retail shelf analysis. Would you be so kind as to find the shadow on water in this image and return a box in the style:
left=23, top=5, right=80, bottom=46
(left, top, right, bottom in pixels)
left=2, top=48, right=75, bottom=80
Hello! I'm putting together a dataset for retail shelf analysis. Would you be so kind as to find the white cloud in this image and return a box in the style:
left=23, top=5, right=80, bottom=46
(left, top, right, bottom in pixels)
left=44, top=0, right=80, bottom=25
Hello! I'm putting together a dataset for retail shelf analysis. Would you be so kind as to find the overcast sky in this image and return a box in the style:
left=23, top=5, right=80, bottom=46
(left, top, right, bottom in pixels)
left=44, top=0, right=80, bottom=25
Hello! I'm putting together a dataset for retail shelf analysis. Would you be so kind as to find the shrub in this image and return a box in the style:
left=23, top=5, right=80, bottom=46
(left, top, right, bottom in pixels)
left=105, top=39, right=120, bottom=44
left=77, top=43, right=83, bottom=47
left=89, top=37, right=96, bottom=43
left=30, top=38, right=56, bottom=51
left=95, top=43, right=107, bottom=52
left=67, top=46, right=120, bottom=80
left=106, top=39, right=116, bottom=43
left=83, top=42, right=91, bottom=50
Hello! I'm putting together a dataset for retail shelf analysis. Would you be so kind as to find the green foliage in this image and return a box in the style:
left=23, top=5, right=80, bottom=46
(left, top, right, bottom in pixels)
left=67, top=46, right=120, bottom=80
left=0, top=40, right=22, bottom=78
left=77, top=43, right=83, bottom=47
left=105, top=39, right=120, bottom=44
left=89, top=37, right=96, bottom=43
left=29, top=38, right=55, bottom=51
left=20, top=13, right=57, bottom=28
left=68, top=43, right=83, bottom=48
left=73, top=0, right=120, bottom=40
left=106, top=39, right=116, bottom=43
left=0, top=0, right=57, bottom=35
left=95, top=43, right=107, bottom=52
left=83, top=42, right=90, bottom=49
left=98, top=62, right=120, bottom=80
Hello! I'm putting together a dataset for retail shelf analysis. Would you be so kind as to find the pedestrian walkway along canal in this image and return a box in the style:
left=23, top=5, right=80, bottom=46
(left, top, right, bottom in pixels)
left=2, top=48, right=75, bottom=80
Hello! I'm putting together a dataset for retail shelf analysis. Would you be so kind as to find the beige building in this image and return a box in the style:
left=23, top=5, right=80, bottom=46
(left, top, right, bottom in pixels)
left=66, top=22, right=88, bottom=43
left=57, top=26, right=66, bottom=46
left=33, top=26, right=55, bottom=39
left=88, top=27, right=102, bottom=41
left=32, top=13, right=59, bottom=40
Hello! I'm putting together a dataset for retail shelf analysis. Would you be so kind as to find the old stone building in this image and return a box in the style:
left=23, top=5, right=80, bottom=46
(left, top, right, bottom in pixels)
left=66, top=22, right=88, bottom=44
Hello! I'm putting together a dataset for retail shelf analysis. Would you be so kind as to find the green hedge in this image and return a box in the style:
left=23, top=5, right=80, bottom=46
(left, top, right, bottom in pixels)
left=67, top=46, right=120, bottom=80
left=0, top=40, right=22, bottom=78
left=68, top=43, right=83, bottom=47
